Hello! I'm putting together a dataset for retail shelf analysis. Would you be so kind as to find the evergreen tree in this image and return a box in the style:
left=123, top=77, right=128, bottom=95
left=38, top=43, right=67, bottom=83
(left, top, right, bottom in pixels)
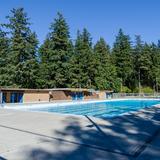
left=0, top=28, right=12, bottom=86
left=138, top=43, right=153, bottom=87
left=39, top=12, right=72, bottom=88
left=132, top=35, right=144, bottom=90
left=150, top=43, right=160, bottom=91
left=4, top=8, right=39, bottom=88
left=68, top=29, right=95, bottom=88
left=112, top=29, right=133, bottom=89
left=94, top=38, right=120, bottom=91
left=1, top=8, right=160, bottom=92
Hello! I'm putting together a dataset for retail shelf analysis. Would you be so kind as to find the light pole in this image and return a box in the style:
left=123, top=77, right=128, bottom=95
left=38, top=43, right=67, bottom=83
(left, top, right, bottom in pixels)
left=156, top=77, right=159, bottom=93
left=138, top=69, right=141, bottom=95
left=120, top=78, right=123, bottom=93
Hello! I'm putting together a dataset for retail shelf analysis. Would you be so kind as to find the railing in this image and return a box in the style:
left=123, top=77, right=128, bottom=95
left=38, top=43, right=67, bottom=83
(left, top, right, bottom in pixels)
left=112, top=93, right=160, bottom=99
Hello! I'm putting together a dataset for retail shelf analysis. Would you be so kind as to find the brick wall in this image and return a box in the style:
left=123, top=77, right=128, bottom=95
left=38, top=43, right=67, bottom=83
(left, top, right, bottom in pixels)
left=23, top=92, right=49, bottom=102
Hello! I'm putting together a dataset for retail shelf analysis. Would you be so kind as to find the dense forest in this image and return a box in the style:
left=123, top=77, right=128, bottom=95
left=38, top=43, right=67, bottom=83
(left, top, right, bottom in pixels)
left=0, top=8, right=160, bottom=93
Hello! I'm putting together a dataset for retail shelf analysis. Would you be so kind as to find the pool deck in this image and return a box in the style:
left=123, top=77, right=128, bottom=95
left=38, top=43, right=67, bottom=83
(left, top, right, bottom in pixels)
left=0, top=105, right=160, bottom=160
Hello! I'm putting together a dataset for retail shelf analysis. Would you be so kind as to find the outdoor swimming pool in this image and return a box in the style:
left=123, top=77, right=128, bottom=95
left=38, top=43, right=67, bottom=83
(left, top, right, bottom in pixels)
left=28, top=99, right=160, bottom=118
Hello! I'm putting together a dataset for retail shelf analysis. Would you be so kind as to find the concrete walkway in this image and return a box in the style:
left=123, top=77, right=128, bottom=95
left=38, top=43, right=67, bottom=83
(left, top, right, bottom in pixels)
left=0, top=106, right=160, bottom=160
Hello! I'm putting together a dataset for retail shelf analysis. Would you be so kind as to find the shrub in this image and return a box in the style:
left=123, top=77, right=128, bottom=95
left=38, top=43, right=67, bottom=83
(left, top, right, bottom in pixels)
left=141, top=87, right=154, bottom=93
left=121, top=86, right=132, bottom=93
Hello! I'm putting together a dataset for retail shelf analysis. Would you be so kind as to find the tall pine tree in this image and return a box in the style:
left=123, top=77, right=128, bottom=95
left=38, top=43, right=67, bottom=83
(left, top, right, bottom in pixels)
left=4, top=8, right=39, bottom=88
left=112, top=29, right=133, bottom=89
left=94, top=38, right=120, bottom=91
left=39, top=12, right=72, bottom=88
left=138, top=43, right=153, bottom=87
left=150, top=43, right=160, bottom=91
left=132, top=35, right=144, bottom=90
left=0, top=28, right=12, bottom=86
left=68, top=29, right=95, bottom=88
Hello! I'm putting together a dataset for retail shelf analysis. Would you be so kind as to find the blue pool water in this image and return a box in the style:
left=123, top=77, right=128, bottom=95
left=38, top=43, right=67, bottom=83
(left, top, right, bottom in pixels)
left=29, top=99, right=160, bottom=118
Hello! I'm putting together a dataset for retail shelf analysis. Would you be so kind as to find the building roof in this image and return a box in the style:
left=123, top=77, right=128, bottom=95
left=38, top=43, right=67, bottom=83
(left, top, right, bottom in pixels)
left=0, top=88, right=89, bottom=92
left=0, top=87, right=113, bottom=93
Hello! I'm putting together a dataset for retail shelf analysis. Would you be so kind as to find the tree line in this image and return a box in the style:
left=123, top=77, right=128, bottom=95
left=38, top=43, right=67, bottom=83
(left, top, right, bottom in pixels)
left=0, top=8, right=160, bottom=93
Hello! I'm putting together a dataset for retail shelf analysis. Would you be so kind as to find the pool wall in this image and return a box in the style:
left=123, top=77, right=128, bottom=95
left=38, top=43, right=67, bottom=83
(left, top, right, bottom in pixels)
left=2, top=98, right=160, bottom=110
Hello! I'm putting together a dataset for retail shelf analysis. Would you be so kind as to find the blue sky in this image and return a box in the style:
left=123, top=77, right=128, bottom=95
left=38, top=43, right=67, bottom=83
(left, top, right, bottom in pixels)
left=0, top=0, right=160, bottom=46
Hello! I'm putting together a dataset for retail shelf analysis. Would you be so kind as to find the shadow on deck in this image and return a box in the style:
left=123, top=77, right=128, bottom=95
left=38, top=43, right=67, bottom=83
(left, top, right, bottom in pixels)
left=24, top=107, right=160, bottom=160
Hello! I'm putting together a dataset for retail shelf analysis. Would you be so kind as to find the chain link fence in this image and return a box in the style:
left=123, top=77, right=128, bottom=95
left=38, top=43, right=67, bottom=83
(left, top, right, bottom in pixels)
left=112, top=93, right=160, bottom=99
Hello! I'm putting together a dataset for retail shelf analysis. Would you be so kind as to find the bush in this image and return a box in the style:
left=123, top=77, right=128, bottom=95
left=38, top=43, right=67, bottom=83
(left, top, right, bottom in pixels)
left=132, top=87, right=139, bottom=93
left=141, top=87, right=154, bottom=93
left=121, top=86, right=132, bottom=93
left=132, top=86, right=154, bottom=93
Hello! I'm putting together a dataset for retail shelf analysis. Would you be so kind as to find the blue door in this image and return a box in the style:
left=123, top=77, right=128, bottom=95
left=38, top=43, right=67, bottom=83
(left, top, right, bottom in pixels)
left=72, top=92, right=76, bottom=100
left=79, top=92, right=84, bottom=100
left=18, top=93, right=23, bottom=103
left=76, top=92, right=79, bottom=100
left=10, top=93, right=16, bottom=103
left=72, top=92, right=84, bottom=100
left=10, top=92, right=23, bottom=103
left=77, top=92, right=81, bottom=100
left=2, top=93, right=6, bottom=103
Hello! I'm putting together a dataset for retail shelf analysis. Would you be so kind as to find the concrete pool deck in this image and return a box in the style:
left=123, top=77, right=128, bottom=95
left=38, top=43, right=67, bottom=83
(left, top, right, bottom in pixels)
left=0, top=105, right=160, bottom=160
